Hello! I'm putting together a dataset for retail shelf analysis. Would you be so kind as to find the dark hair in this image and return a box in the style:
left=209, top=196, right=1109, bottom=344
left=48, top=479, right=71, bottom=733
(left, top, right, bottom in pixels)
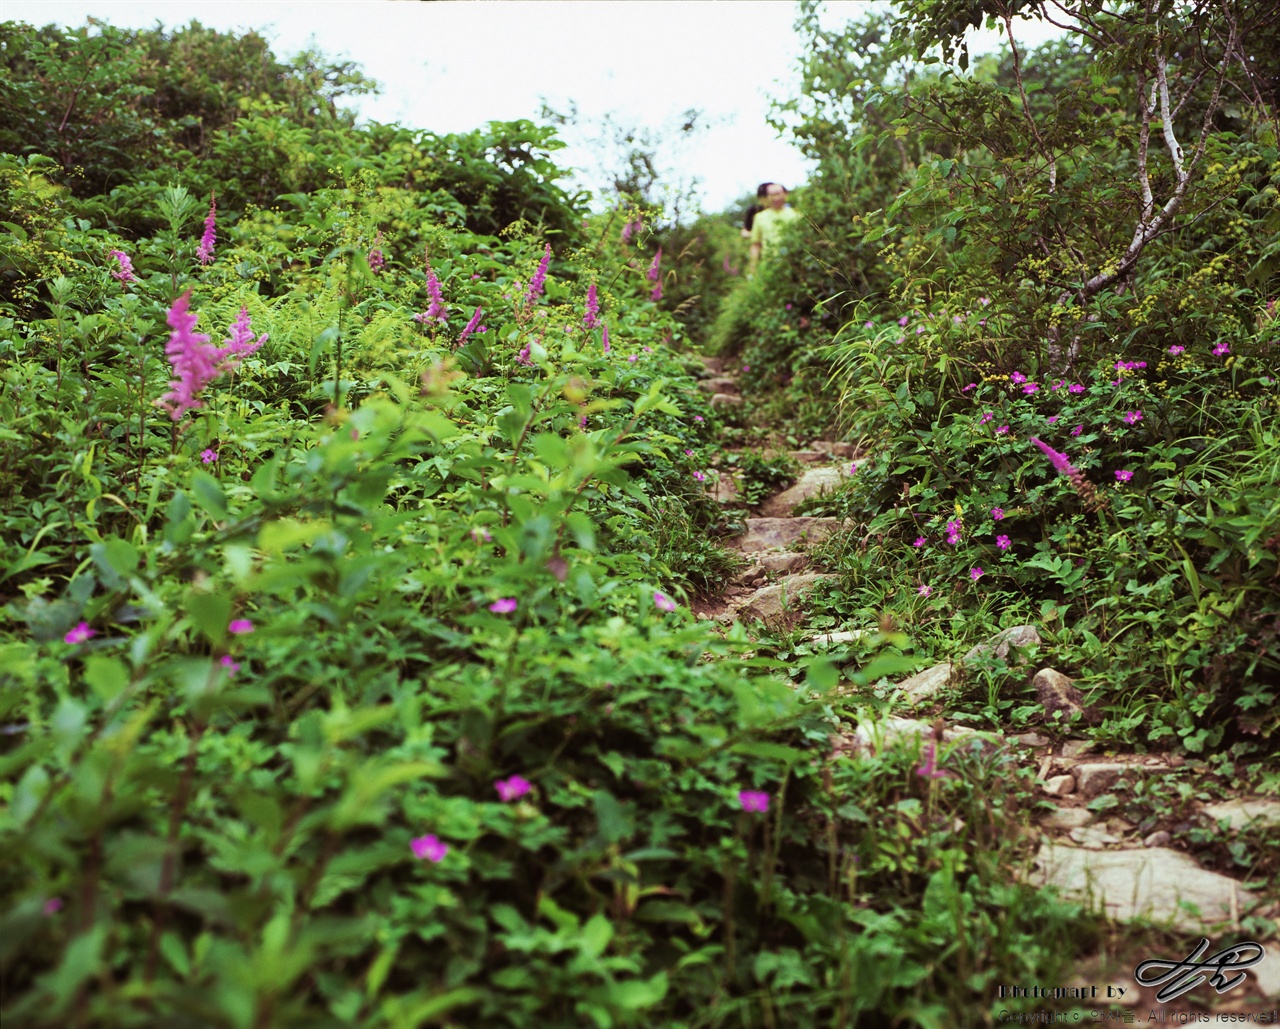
left=756, top=182, right=773, bottom=198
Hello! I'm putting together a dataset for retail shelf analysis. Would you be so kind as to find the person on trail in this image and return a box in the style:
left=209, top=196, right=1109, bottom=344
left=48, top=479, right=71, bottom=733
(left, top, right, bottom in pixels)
left=741, top=182, right=772, bottom=239
left=748, top=182, right=799, bottom=276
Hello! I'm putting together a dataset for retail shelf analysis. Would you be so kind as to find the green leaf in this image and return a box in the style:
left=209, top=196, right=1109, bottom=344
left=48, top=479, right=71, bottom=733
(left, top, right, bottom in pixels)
left=83, top=655, right=129, bottom=702
left=190, top=470, right=227, bottom=520
left=184, top=590, right=230, bottom=645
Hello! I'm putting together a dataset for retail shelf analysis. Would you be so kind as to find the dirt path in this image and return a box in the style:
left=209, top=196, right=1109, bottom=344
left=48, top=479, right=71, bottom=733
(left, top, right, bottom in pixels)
left=689, top=354, right=1280, bottom=1018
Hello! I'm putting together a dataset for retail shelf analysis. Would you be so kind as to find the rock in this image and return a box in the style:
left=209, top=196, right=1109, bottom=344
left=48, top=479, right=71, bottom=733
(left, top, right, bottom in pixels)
left=708, top=469, right=738, bottom=504
left=1032, top=668, right=1102, bottom=726
left=735, top=573, right=837, bottom=623
left=1010, top=732, right=1051, bottom=747
left=1143, top=830, right=1172, bottom=848
left=736, top=517, right=847, bottom=554
left=1040, top=807, right=1093, bottom=831
left=699, top=376, right=739, bottom=394
left=758, top=466, right=848, bottom=517
left=1255, top=942, right=1280, bottom=998
left=1043, top=774, right=1075, bottom=797
left=1030, top=843, right=1259, bottom=930
left=810, top=629, right=869, bottom=646
left=961, top=624, right=1041, bottom=666
left=811, top=441, right=859, bottom=458
left=698, top=355, right=726, bottom=375
left=1200, top=798, right=1280, bottom=832
left=1075, top=761, right=1146, bottom=800
left=710, top=393, right=742, bottom=408
left=1060, top=740, right=1098, bottom=759
left=895, top=662, right=953, bottom=706
left=757, top=552, right=808, bottom=574
left=1069, top=825, right=1120, bottom=848
left=732, top=564, right=765, bottom=585
left=787, top=450, right=828, bottom=465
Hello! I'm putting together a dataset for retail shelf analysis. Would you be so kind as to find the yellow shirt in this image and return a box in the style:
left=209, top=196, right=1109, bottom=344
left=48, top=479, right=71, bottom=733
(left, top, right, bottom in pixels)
left=750, top=206, right=800, bottom=257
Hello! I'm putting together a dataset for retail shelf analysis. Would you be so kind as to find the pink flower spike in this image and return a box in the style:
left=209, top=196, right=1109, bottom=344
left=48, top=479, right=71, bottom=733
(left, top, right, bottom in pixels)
left=738, top=790, right=769, bottom=813
left=917, top=584, right=932, bottom=597
left=43, top=898, right=63, bottom=916
left=488, top=598, right=517, bottom=614
left=220, top=655, right=240, bottom=675
left=196, top=192, right=216, bottom=266
left=996, top=535, right=1011, bottom=551
left=495, top=775, right=532, bottom=802
left=849, top=461, right=857, bottom=474
left=654, top=591, right=677, bottom=612
left=969, top=566, right=984, bottom=581
left=228, top=619, right=254, bottom=634
left=601, top=324, right=610, bottom=353
left=64, top=622, right=96, bottom=644
left=898, top=315, right=909, bottom=327
left=411, top=834, right=448, bottom=862
left=647, top=248, right=662, bottom=282
left=201, top=448, right=218, bottom=464
left=109, top=249, right=135, bottom=284
left=1115, top=469, right=1134, bottom=482
left=915, top=742, right=954, bottom=780
left=458, top=306, right=484, bottom=346
left=1029, top=437, right=1079, bottom=476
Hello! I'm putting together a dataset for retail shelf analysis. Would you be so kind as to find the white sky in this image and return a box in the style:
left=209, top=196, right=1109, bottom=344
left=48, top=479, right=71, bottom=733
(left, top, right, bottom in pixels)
left=6, top=0, right=1068, bottom=216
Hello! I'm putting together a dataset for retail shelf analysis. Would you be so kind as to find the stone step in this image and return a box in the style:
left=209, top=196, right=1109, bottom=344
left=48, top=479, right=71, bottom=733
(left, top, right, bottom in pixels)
left=728, top=573, right=837, bottom=623
left=710, top=393, right=742, bottom=408
left=698, top=376, right=739, bottom=395
left=698, top=354, right=727, bottom=375
left=735, top=517, right=847, bottom=553
left=758, top=465, right=849, bottom=517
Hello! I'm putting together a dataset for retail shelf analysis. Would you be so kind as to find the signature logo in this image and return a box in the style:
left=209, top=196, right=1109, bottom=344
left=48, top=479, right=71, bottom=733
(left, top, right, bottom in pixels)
left=1134, top=938, right=1265, bottom=1002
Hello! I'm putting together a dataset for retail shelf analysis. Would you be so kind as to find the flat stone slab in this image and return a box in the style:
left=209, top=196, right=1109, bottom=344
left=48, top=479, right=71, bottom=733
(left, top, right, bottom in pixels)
left=1039, top=807, right=1093, bottom=831
left=810, top=441, right=859, bottom=458
left=849, top=717, right=1001, bottom=757
left=710, top=393, right=742, bottom=407
left=733, top=573, right=837, bottom=622
left=787, top=450, right=828, bottom=465
left=735, top=517, right=847, bottom=554
left=1200, top=798, right=1280, bottom=832
left=757, top=551, right=807, bottom=574
left=896, top=661, right=952, bottom=706
left=1074, top=761, right=1159, bottom=799
left=809, top=629, right=870, bottom=646
left=758, top=466, right=848, bottom=517
left=1030, top=843, right=1259, bottom=931
left=961, top=624, right=1041, bottom=666
left=698, top=376, right=739, bottom=394
left=698, top=355, right=726, bottom=375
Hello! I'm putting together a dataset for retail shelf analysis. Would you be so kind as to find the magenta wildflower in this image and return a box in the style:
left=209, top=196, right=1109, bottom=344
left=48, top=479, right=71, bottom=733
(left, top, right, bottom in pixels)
left=1022, top=383, right=1039, bottom=394
left=995, top=425, right=1010, bottom=435
left=898, top=315, right=909, bottom=327
left=601, top=324, right=611, bottom=354
left=916, top=325, right=925, bottom=335
left=738, top=790, right=769, bottom=813
left=43, top=897, right=63, bottom=916
left=1047, top=416, right=1058, bottom=424
left=915, top=742, right=954, bottom=780
left=1051, top=379, right=1065, bottom=391
left=422, top=261, right=448, bottom=325
left=896, top=335, right=905, bottom=344
left=1010, top=371, right=1026, bottom=384
left=583, top=283, right=600, bottom=329
left=411, top=834, right=448, bottom=862
left=1029, top=437, right=1079, bottom=476
left=220, top=655, right=240, bottom=675
left=627, top=354, right=638, bottom=363
left=1068, top=383, right=1085, bottom=394
left=693, top=470, right=706, bottom=482
left=996, top=535, right=1011, bottom=551
left=64, top=622, right=95, bottom=644
left=201, top=449, right=218, bottom=464
left=650, top=284, right=663, bottom=302
left=108, top=249, right=135, bottom=284
left=979, top=296, right=991, bottom=306
left=969, top=566, right=984, bottom=581
left=525, top=243, right=551, bottom=306
left=158, top=296, right=265, bottom=421
left=228, top=619, right=253, bottom=634
left=489, top=598, right=517, bottom=614
left=196, top=192, right=216, bottom=266
left=864, top=320, right=874, bottom=329
left=1168, top=345, right=1185, bottom=355
left=979, top=413, right=994, bottom=425
left=516, top=346, right=532, bottom=366
left=918, top=584, right=932, bottom=597
left=1212, top=343, right=1230, bottom=357
left=471, top=527, right=491, bottom=543
left=1122, top=410, right=1143, bottom=425
left=693, top=415, right=703, bottom=422
left=849, top=461, right=857, bottom=474
left=458, top=306, right=484, bottom=346
left=579, top=414, right=588, bottom=429
left=646, top=248, right=662, bottom=283
left=991, top=507, right=1004, bottom=520
left=654, top=591, right=677, bottom=612
left=1071, top=424, right=1083, bottom=436
left=962, top=382, right=977, bottom=391
left=367, top=247, right=385, bottom=273
left=1115, top=469, right=1134, bottom=482
left=495, top=775, right=532, bottom=802
left=913, top=536, right=926, bottom=547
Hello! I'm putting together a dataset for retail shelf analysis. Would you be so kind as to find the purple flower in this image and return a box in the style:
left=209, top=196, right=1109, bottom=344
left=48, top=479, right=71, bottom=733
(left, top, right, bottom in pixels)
left=367, top=247, right=385, bottom=273
left=1047, top=416, right=1058, bottom=424
left=693, top=415, right=703, bottom=422
left=915, top=742, right=954, bottom=780
left=969, top=566, right=984, bottom=581
left=43, top=898, right=63, bottom=916
left=913, top=536, right=926, bottom=547
left=489, top=598, right=517, bottom=614
left=1051, top=379, right=1065, bottom=391
left=650, top=284, right=663, bottom=302
left=495, top=775, right=532, bottom=802
left=1122, top=410, right=1143, bottom=425
left=1115, top=469, right=1134, bottom=482
left=962, top=382, right=977, bottom=391
left=995, top=425, right=1010, bottom=435
left=953, top=314, right=962, bottom=324
left=471, top=527, right=491, bottom=543
left=64, top=622, right=95, bottom=644
left=849, top=461, right=857, bottom=474
left=516, top=346, right=532, bottom=366
left=654, top=591, right=677, bottom=612
left=201, top=449, right=218, bottom=464
left=228, top=619, right=254, bottom=634
left=647, top=248, right=662, bottom=282
left=526, top=243, right=551, bottom=306
left=898, top=315, right=909, bottom=327
left=1010, top=371, right=1027, bottom=384
left=1068, top=383, right=1084, bottom=394
left=896, top=335, right=905, bottom=344
left=979, top=413, right=994, bottom=425
left=196, top=192, right=216, bottom=266
left=220, top=655, right=240, bottom=675
left=1212, top=343, right=1230, bottom=357
left=1022, top=383, right=1039, bottom=394
left=916, top=325, right=925, bottom=335
left=583, top=283, right=600, bottom=329
left=1168, top=345, right=1185, bottom=355
left=996, top=535, right=1011, bottom=551
left=601, top=324, right=610, bottom=353
left=917, top=584, right=932, bottom=597
left=693, top=470, right=706, bottom=482
left=627, top=354, right=638, bottom=363
left=411, top=834, right=448, bottom=862
left=109, top=249, right=135, bottom=284
left=423, top=261, right=448, bottom=325
left=979, top=296, right=991, bottom=306
left=458, top=306, right=484, bottom=346
left=864, top=320, right=874, bottom=329
left=738, top=790, right=769, bottom=813
left=1071, top=424, right=1083, bottom=437
left=1029, top=437, right=1079, bottom=476
left=991, top=507, right=1004, bottom=520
